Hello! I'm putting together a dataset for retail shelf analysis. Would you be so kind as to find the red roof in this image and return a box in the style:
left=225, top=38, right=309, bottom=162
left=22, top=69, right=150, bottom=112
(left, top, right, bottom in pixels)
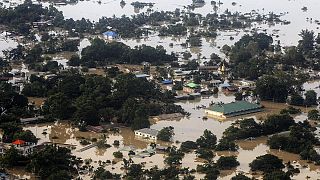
left=12, top=139, right=25, bottom=145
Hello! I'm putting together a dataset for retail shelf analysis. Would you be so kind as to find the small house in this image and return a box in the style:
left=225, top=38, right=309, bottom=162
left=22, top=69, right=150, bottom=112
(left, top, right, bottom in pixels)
left=135, top=73, right=150, bottom=80
left=211, top=80, right=222, bottom=87
left=134, top=128, right=159, bottom=141
left=103, top=31, right=118, bottom=40
left=237, top=80, right=256, bottom=90
left=162, top=79, right=173, bottom=84
left=183, top=82, right=201, bottom=93
left=12, top=139, right=36, bottom=156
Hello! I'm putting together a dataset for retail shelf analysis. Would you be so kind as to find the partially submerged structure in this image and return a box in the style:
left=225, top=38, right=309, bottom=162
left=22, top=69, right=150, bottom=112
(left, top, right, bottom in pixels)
left=134, top=128, right=159, bottom=141
left=183, top=82, right=201, bottom=93
left=205, top=101, right=262, bottom=119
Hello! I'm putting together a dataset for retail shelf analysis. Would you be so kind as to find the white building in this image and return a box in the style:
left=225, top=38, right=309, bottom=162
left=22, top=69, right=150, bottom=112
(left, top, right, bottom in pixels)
left=134, top=128, right=159, bottom=141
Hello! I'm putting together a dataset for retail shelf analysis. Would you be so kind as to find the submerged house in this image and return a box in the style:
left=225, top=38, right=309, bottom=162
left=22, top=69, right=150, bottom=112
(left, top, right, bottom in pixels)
left=205, top=101, right=262, bottom=119
left=103, top=31, right=119, bottom=40
left=134, top=128, right=159, bottom=141
left=12, top=139, right=36, bottom=156
left=183, top=82, right=201, bottom=93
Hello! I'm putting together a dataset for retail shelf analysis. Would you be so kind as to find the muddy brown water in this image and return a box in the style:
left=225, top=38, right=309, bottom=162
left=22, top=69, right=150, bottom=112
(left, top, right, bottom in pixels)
left=21, top=81, right=320, bottom=179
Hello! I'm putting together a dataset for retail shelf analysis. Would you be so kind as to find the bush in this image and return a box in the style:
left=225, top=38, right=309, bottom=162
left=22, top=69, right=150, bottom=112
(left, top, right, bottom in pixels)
left=113, top=151, right=123, bottom=159
left=216, top=156, right=239, bottom=170
left=215, top=138, right=238, bottom=151
left=196, top=148, right=214, bottom=161
left=249, top=154, right=284, bottom=173
left=157, top=126, right=174, bottom=142
left=180, top=141, right=198, bottom=152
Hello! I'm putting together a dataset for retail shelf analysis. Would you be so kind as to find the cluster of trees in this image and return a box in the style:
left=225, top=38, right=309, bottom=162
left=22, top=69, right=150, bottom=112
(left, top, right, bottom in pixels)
left=157, top=126, right=174, bottom=141
left=0, top=0, right=64, bottom=35
left=223, top=114, right=295, bottom=140
left=308, top=109, right=320, bottom=120
left=159, top=24, right=187, bottom=36
left=22, top=72, right=184, bottom=130
left=1, top=125, right=37, bottom=143
left=227, top=33, right=274, bottom=79
left=0, top=145, right=79, bottom=179
left=179, top=129, right=238, bottom=164
left=0, top=82, right=29, bottom=123
left=289, top=90, right=317, bottom=107
left=255, top=72, right=308, bottom=102
left=249, top=154, right=291, bottom=180
left=79, top=38, right=177, bottom=67
left=267, top=122, right=320, bottom=164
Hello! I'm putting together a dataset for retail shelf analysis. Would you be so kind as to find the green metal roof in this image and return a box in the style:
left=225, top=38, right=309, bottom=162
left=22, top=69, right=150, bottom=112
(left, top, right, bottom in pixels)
left=185, top=82, right=200, bottom=88
left=207, top=101, right=262, bottom=115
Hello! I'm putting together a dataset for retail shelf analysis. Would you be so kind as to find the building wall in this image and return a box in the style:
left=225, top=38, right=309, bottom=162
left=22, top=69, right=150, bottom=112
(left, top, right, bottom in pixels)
left=135, top=132, right=157, bottom=141
left=204, top=110, right=226, bottom=119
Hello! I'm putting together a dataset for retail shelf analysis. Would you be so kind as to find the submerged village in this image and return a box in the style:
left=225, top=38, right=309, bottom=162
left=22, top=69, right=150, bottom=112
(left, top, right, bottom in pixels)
left=1, top=0, right=320, bottom=179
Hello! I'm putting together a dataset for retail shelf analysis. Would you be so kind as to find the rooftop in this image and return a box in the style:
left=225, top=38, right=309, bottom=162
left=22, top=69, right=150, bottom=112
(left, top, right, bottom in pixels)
left=185, top=82, right=200, bottom=88
left=135, top=74, right=150, bottom=78
left=207, top=101, right=262, bottom=115
left=135, top=128, right=159, bottom=137
left=12, top=139, right=25, bottom=145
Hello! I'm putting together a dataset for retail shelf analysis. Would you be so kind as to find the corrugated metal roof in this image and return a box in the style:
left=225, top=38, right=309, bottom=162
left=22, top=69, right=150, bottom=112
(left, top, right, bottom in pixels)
left=135, top=128, right=159, bottom=136
left=207, top=101, right=262, bottom=115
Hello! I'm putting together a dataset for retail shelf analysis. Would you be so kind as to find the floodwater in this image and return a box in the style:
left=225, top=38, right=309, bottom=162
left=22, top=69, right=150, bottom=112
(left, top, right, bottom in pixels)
left=2, top=0, right=320, bottom=178
left=22, top=81, right=320, bottom=179
left=1, top=0, right=320, bottom=60
left=47, top=0, right=320, bottom=55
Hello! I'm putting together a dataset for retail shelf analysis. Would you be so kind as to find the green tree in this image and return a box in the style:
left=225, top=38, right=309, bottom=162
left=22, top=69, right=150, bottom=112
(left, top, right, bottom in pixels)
left=298, top=29, right=315, bottom=54
left=289, top=93, right=304, bottom=106
left=43, top=93, right=75, bottom=120
left=157, top=126, right=174, bottom=141
left=12, top=130, right=38, bottom=143
left=180, top=141, right=198, bottom=152
left=215, top=138, right=238, bottom=151
left=131, top=107, right=150, bottom=130
left=113, top=151, right=123, bottom=158
left=126, top=164, right=144, bottom=179
left=26, top=145, right=77, bottom=179
left=196, top=148, right=214, bottom=161
left=263, top=171, right=291, bottom=180
left=231, top=174, right=251, bottom=180
left=164, top=146, right=184, bottom=166
left=0, top=146, right=28, bottom=167
left=216, top=156, right=239, bottom=170
left=304, top=90, right=317, bottom=106
left=308, top=109, right=319, bottom=120
left=249, top=154, right=284, bottom=173
left=196, top=130, right=217, bottom=149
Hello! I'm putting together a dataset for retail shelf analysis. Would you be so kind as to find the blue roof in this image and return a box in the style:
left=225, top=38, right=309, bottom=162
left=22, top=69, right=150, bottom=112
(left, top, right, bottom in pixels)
left=103, top=31, right=118, bottom=37
left=220, top=82, right=231, bottom=88
left=162, top=79, right=173, bottom=84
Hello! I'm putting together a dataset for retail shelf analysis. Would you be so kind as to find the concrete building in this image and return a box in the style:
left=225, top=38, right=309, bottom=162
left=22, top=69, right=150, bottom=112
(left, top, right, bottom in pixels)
left=205, top=101, right=262, bottom=119
left=134, top=128, right=159, bottom=141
